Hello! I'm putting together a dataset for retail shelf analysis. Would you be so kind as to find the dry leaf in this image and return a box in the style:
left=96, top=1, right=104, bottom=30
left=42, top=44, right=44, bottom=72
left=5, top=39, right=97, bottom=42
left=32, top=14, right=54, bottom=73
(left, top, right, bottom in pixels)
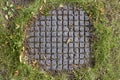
left=40, top=5, right=44, bottom=10
left=31, top=60, right=37, bottom=66
left=43, top=55, right=46, bottom=60
left=59, top=4, right=64, bottom=8
left=66, top=38, right=71, bottom=44
left=31, top=60, right=38, bottom=69
left=19, top=47, right=28, bottom=64
left=24, top=55, right=28, bottom=64
left=15, top=6, right=22, bottom=9
left=40, top=1, right=46, bottom=11
left=31, top=12, right=34, bottom=15
left=22, top=47, right=25, bottom=51
left=68, top=24, right=74, bottom=30
left=71, top=64, right=78, bottom=68
left=19, top=52, right=23, bottom=63
left=100, top=8, right=105, bottom=14
left=43, top=0, right=46, bottom=3
left=15, top=24, right=20, bottom=29
left=5, top=15, right=8, bottom=20
left=14, top=70, right=19, bottom=77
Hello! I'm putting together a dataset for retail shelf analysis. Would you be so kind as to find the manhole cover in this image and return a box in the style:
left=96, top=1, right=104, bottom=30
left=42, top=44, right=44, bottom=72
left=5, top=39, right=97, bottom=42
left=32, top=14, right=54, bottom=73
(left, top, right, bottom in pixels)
left=26, top=5, right=91, bottom=71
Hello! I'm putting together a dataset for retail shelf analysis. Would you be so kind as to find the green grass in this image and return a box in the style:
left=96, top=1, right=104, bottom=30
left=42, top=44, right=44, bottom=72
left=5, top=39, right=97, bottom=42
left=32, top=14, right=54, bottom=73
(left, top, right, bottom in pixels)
left=0, top=0, right=120, bottom=80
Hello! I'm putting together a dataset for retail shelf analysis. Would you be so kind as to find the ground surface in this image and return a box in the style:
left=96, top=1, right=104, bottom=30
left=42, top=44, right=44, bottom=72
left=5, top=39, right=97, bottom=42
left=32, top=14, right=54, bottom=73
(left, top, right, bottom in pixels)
left=27, top=5, right=91, bottom=71
left=0, top=0, right=120, bottom=80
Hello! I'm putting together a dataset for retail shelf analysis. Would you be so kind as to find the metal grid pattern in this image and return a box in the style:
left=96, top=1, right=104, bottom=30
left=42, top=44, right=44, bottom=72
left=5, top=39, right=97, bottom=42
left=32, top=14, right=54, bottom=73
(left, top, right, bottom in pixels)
left=27, top=5, right=91, bottom=71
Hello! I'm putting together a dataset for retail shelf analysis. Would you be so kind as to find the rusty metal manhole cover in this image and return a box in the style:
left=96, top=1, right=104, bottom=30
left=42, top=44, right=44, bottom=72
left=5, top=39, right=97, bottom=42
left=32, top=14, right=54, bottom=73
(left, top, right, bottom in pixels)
left=26, top=5, right=92, bottom=71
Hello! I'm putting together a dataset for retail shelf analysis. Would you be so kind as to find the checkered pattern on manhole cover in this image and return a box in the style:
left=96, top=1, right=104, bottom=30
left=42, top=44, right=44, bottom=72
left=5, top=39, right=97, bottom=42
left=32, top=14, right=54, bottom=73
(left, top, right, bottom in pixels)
left=26, top=5, right=91, bottom=71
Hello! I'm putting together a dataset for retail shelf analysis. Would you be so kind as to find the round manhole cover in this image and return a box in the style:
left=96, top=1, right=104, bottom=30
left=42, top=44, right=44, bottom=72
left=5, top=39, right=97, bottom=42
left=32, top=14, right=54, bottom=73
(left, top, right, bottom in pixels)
left=26, top=5, right=91, bottom=71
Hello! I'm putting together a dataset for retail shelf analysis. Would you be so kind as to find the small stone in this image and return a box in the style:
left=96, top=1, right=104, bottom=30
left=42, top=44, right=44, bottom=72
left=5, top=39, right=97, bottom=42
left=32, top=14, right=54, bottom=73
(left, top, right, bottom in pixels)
left=63, top=48, right=68, bottom=53
left=80, top=60, right=84, bottom=64
left=46, top=21, right=51, bottom=25
left=63, top=16, right=68, bottom=20
left=80, top=54, right=84, bottom=58
left=58, top=21, right=62, bottom=25
left=35, top=54, right=39, bottom=59
left=74, top=21, right=79, bottom=26
left=52, top=16, right=57, bottom=20
left=52, top=21, right=57, bottom=26
left=58, top=43, right=62, bottom=47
